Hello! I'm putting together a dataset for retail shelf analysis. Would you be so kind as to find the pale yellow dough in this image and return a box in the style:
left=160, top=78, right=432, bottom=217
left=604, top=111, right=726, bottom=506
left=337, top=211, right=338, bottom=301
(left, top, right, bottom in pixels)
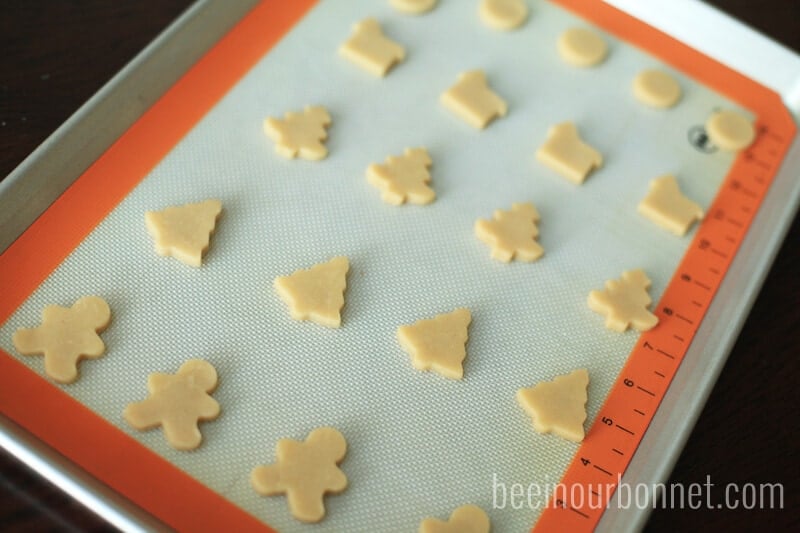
left=441, top=70, right=508, bottom=129
left=479, top=0, right=529, bottom=31
left=588, top=269, right=658, bottom=332
left=638, top=175, right=704, bottom=236
left=706, top=109, right=755, bottom=151
left=264, top=106, right=331, bottom=160
left=633, top=69, right=682, bottom=109
left=517, top=369, right=589, bottom=443
left=145, top=199, right=222, bottom=267
left=558, top=27, right=608, bottom=67
left=13, top=296, right=111, bottom=384
left=251, top=427, right=348, bottom=523
left=397, top=308, right=472, bottom=379
left=475, top=202, right=543, bottom=262
left=536, top=122, right=603, bottom=184
left=124, top=359, right=220, bottom=451
left=390, top=0, right=437, bottom=15
left=339, top=18, right=406, bottom=77
left=367, top=147, right=435, bottom=205
left=274, top=257, right=350, bottom=328
left=419, top=504, right=491, bottom=533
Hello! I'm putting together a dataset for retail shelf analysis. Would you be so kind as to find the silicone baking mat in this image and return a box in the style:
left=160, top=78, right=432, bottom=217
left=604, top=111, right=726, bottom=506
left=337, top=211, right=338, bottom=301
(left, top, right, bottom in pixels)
left=0, top=1, right=794, bottom=531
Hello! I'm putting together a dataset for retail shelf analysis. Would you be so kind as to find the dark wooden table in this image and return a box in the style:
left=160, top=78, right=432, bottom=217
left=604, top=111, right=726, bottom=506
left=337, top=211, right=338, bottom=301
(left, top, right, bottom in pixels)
left=1, top=2, right=797, bottom=531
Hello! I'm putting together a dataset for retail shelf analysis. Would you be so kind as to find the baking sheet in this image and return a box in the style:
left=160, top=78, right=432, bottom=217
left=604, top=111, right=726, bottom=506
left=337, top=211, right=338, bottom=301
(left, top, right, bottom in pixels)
left=0, top=0, right=747, bottom=530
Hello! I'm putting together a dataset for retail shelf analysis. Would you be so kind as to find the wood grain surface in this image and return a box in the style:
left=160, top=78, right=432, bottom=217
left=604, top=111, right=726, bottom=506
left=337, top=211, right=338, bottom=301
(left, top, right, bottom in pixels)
left=1, top=1, right=797, bottom=531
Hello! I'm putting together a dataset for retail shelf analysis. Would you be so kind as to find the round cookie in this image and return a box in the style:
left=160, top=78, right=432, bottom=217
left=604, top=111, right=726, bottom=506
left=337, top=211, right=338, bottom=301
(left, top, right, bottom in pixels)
left=558, top=27, right=608, bottom=67
left=706, top=110, right=755, bottom=151
left=633, top=69, right=682, bottom=109
left=479, top=0, right=529, bottom=31
left=390, top=0, right=437, bottom=15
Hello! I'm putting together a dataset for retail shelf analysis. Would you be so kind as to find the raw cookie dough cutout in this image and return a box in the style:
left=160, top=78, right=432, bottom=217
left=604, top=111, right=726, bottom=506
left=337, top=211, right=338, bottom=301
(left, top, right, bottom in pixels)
left=264, top=106, right=331, bottom=160
left=705, top=109, right=755, bottom=151
left=475, top=202, right=543, bottom=262
left=12, top=296, right=111, bottom=384
left=479, top=0, right=529, bottom=31
left=274, top=257, right=350, bottom=328
left=367, top=147, right=434, bottom=205
left=638, top=175, right=704, bottom=236
left=419, top=504, right=491, bottom=533
left=397, top=308, right=472, bottom=379
left=558, top=27, right=608, bottom=67
left=633, top=69, right=682, bottom=109
left=251, top=427, right=348, bottom=523
left=588, top=269, right=658, bottom=332
left=391, top=0, right=437, bottom=15
left=536, top=122, right=603, bottom=184
left=441, top=70, right=508, bottom=129
left=124, top=359, right=220, bottom=451
left=517, top=369, right=589, bottom=442
left=339, top=19, right=406, bottom=77
left=145, top=199, right=222, bottom=267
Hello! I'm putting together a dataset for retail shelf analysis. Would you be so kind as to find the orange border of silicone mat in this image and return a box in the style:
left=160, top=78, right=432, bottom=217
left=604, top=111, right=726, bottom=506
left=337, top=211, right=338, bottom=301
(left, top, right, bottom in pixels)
left=0, top=1, right=317, bottom=531
left=535, top=1, right=796, bottom=532
left=0, top=0, right=796, bottom=531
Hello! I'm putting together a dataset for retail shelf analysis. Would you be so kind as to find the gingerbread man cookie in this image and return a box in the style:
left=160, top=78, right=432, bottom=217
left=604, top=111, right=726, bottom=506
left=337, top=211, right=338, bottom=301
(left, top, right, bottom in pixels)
left=12, top=296, right=111, bottom=384
left=251, top=427, right=348, bottom=523
left=124, top=359, right=220, bottom=450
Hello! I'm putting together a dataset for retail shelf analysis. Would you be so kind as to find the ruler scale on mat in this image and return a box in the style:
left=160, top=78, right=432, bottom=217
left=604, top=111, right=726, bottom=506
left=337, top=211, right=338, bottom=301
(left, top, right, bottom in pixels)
left=535, top=124, right=792, bottom=532
left=536, top=1, right=796, bottom=531
left=0, top=0, right=796, bottom=531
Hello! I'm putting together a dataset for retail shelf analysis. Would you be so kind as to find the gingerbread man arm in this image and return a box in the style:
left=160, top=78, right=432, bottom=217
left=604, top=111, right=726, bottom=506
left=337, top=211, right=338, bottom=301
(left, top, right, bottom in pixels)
left=251, top=439, right=303, bottom=495
left=123, top=397, right=164, bottom=430
left=146, top=372, right=171, bottom=393
left=12, top=324, right=47, bottom=355
left=195, top=394, right=221, bottom=418
left=251, top=463, right=284, bottom=495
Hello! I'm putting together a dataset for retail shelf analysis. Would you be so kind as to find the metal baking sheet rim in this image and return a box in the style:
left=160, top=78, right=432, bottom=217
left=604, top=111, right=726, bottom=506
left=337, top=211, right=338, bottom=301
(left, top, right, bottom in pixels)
left=0, top=1, right=798, bottom=532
